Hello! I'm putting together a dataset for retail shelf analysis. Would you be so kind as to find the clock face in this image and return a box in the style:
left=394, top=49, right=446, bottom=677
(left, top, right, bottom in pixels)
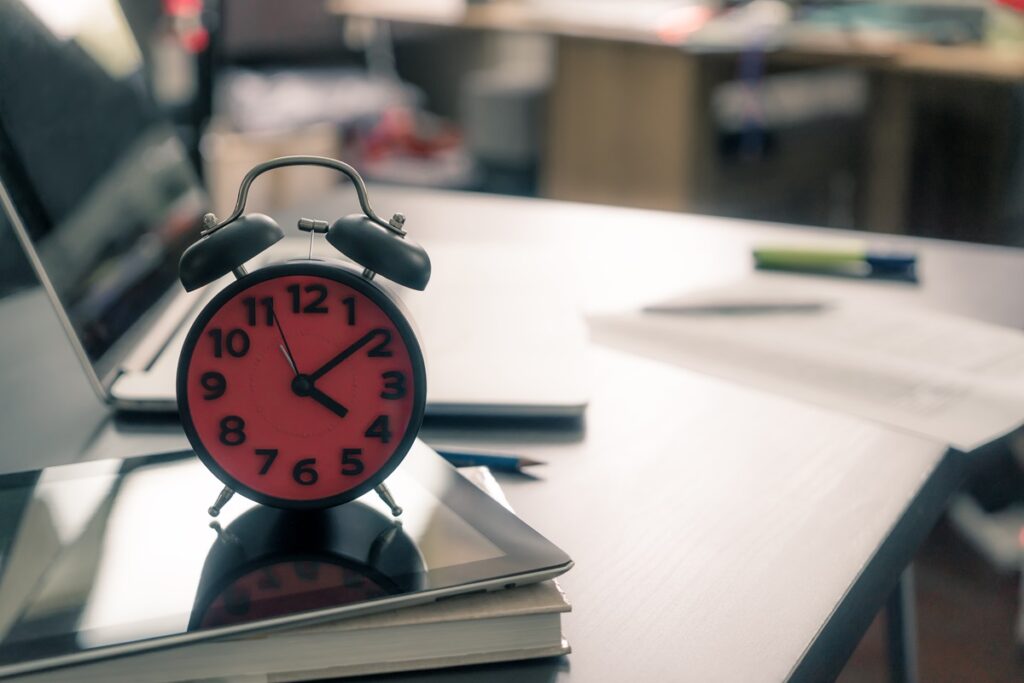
left=177, top=262, right=426, bottom=509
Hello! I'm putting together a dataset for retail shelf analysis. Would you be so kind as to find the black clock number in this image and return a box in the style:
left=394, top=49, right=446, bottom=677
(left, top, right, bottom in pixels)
left=208, top=328, right=249, bottom=358
left=294, top=561, right=320, bottom=581
left=341, top=448, right=364, bottom=475
left=380, top=371, right=406, bottom=399
left=243, top=296, right=274, bottom=326
left=257, top=568, right=281, bottom=590
left=367, top=329, right=393, bottom=357
left=254, top=448, right=278, bottom=475
left=365, top=415, right=392, bottom=443
left=200, top=371, right=226, bottom=399
left=224, top=585, right=251, bottom=616
left=293, top=457, right=319, bottom=485
left=287, top=283, right=328, bottom=314
left=219, top=415, right=246, bottom=446
left=342, top=296, right=356, bottom=325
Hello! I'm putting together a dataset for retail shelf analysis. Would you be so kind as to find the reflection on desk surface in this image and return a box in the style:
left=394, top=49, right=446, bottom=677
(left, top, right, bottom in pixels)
left=191, top=503, right=424, bottom=630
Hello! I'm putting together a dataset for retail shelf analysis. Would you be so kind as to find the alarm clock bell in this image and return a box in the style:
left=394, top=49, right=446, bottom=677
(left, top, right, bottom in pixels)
left=179, top=213, right=284, bottom=291
left=327, top=213, right=430, bottom=291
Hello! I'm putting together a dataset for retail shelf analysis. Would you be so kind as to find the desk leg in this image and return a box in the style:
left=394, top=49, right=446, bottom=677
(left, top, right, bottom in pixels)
left=542, top=36, right=712, bottom=212
left=885, top=566, right=919, bottom=683
left=863, top=72, right=912, bottom=234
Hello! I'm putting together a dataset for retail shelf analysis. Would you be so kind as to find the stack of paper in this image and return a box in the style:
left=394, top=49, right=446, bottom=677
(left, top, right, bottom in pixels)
left=590, top=277, right=1024, bottom=451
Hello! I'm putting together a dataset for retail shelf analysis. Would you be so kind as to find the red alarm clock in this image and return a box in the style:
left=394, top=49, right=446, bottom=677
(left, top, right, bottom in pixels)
left=176, top=156, right=430, bottom=515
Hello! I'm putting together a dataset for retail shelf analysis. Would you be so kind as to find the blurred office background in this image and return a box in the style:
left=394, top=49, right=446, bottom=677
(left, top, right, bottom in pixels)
left=8, top=0, right=1024, bottom=679
left=136, top=0, right=1024, bottom=247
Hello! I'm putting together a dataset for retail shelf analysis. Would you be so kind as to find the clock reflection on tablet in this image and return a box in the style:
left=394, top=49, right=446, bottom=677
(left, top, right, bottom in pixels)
left=190, top=502, right=425, bottom=629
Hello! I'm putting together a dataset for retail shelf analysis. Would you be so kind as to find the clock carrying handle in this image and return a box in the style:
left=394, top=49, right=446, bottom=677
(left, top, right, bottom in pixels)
left=200, top=155, right=403, bottom=237
left=179, top=155, right=429, bottom=292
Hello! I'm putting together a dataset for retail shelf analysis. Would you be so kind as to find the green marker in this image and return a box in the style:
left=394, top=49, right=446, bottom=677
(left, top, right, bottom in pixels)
left=753, top=246, right=916, bottom=278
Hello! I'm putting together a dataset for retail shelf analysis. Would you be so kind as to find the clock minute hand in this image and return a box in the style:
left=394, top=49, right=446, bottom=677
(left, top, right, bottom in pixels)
left=309, top=329, right=382, bottom=382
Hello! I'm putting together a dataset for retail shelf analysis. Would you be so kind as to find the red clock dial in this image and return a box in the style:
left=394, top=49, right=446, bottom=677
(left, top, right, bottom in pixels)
left=177, top=262, right=426, bottom=509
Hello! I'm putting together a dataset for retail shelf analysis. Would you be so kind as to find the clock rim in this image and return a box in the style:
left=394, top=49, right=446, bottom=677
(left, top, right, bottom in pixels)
left=176, top=260, right=427, bottom=511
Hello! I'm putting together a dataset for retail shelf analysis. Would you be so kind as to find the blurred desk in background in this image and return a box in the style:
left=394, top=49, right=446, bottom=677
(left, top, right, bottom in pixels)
left=326, top=0, right=1024, bottom=242
left=9, top=186, right=1024, bottom=679
left=325, top=0, right=1024, bottom=78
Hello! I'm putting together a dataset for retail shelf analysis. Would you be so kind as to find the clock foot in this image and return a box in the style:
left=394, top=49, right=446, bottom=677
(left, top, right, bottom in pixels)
left=367, top=522, right=402, bottom=566
left=208, top=486, right=235, bottom=517
left=374, top=483, right=402, bottom=517
left=208, top=520, right=240, bottom=546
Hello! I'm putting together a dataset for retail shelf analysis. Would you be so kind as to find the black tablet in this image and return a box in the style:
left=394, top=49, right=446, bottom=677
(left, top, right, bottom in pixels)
left=0, top=441, right=571, bottom=678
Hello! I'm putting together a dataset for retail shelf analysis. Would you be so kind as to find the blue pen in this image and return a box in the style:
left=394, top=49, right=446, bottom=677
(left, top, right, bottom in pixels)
left=434, top=449, right=544, bottom=473
left=864, top=253, right=917, bottom=275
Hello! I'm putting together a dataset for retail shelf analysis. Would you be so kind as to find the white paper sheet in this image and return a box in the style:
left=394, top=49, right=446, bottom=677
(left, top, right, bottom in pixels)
left=589, top=278, right=1024, bottom=451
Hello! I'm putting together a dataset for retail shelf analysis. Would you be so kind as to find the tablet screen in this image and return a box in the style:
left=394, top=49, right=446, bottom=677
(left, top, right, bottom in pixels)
left=0, top=442, right=570, bottom=676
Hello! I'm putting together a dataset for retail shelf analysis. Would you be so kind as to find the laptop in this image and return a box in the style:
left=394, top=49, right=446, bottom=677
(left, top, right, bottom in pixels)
left=0, top=1, right=589, bottom=418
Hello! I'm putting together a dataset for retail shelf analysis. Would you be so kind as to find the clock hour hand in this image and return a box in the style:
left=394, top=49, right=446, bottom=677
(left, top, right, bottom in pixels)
left=290, top=374, right=349, bottom=418
left=308, top=328, right=383, bottom=382
left=308, top=387, right=349, bottom=419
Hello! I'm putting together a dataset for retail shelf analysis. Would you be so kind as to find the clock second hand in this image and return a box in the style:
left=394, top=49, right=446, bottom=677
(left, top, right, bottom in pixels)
left=278, top=345, right=298, bottom=375
left=272, top=309, right=350, bottom=418
left=272, top=312, right=301, bottom=376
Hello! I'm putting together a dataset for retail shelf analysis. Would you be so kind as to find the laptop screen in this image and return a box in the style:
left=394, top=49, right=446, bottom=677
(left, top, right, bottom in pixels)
left=0, top=1, right=206, bottom=385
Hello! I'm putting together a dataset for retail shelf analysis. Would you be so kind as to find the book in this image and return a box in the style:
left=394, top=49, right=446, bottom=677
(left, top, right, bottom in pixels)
left=11, top=468, right=571, bottom=682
